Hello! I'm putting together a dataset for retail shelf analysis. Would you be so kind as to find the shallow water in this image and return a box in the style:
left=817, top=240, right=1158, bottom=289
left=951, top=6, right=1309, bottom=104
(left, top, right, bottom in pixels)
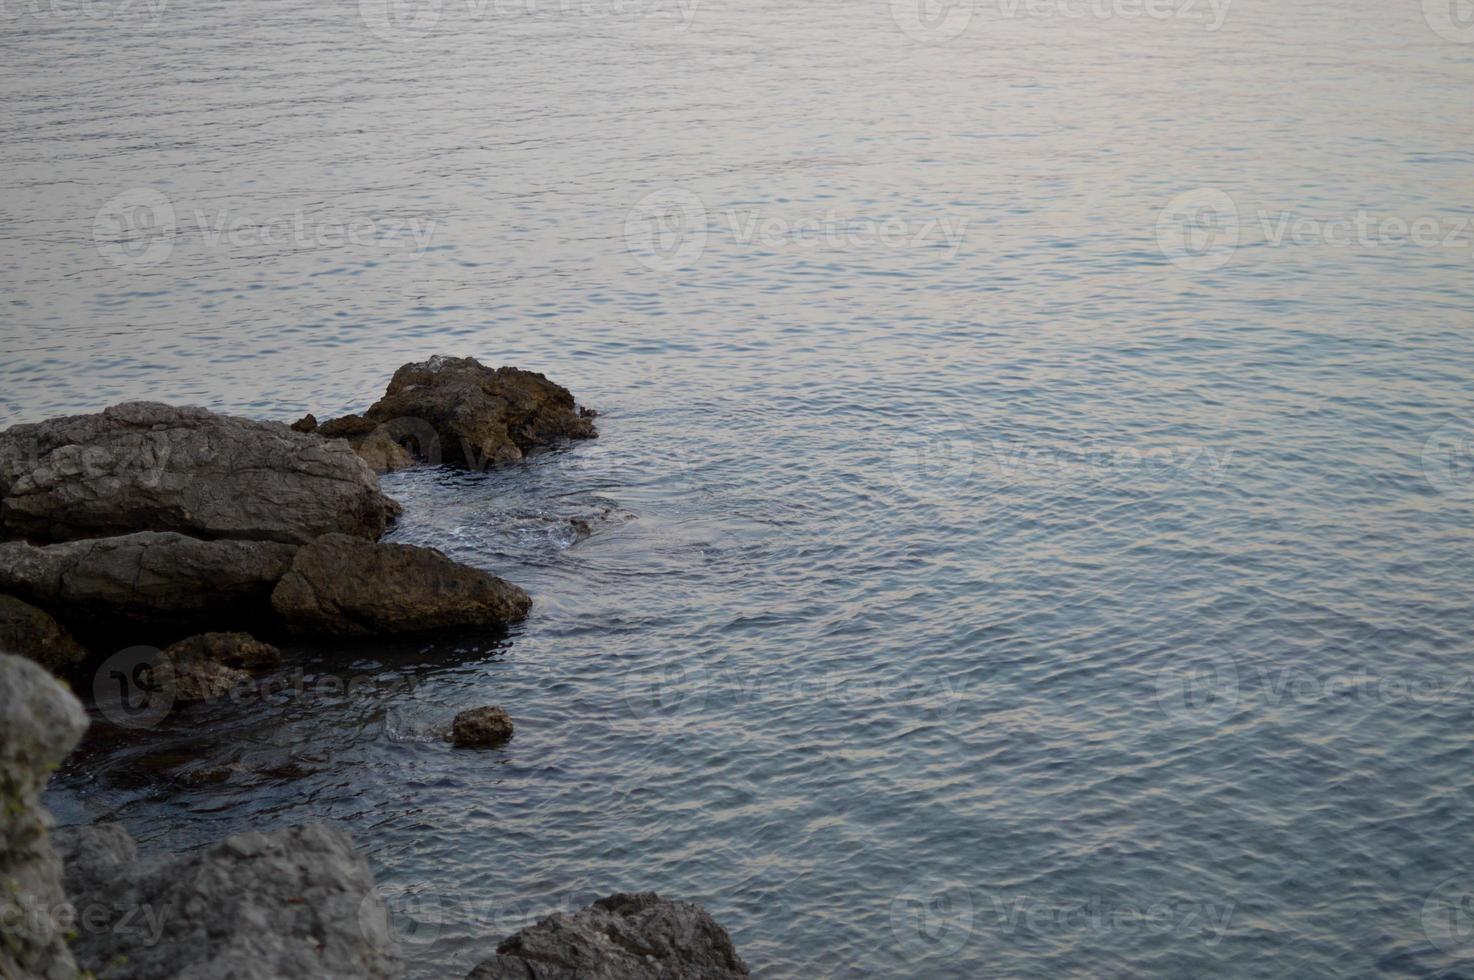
left=6, top=0, right=1474, bottom=974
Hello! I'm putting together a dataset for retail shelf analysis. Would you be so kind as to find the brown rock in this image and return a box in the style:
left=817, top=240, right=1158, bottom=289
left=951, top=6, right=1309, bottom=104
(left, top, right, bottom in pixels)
left=348, top=429, right=416, bottom=474
left=315, top=415, right=417, bottom=473
left=154, top=657, right=250, bottom=702
left=466, top=892, right=749, bottom=980
left=289, top=413, right=318, bottom=433
left=162, top=632, right=281, bottom=671
left=0, top=593, right=87, bottom=673
left=451, top=705, right=514, bottom=747
left=271, top=533, right=531, bottom=635
left=358, top=355, right=596, bottom=469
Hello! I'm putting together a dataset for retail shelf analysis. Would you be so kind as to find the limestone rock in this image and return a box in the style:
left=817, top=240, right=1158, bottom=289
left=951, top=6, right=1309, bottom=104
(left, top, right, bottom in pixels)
left=0, top=401, right=398, bottom=545
left=466, top=892, right=749, bottom=980
left=53, top=822, right=403, bottom=980
left=271, top=533, right=531, bottom=635
left=0, top=653, right=89, bottom=980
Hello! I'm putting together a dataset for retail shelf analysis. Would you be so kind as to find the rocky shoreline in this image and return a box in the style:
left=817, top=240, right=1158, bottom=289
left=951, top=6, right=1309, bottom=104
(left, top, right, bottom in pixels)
left=0, top=355, right=750, bottom=979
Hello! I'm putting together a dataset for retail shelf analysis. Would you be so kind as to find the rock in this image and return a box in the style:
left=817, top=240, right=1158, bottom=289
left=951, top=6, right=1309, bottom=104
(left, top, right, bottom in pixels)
left=289, top=413, right=318, bottom=433
left=153, top=656, right=251, bottom=702
left=271, top=533, right=531, bottom=635
left=53, top=822, right=403, bottom=980
left=353, top=355, right=596, bottom=469
left=151, top=632, right=279, bottom=703
left=350, top=428, right=417, bottom=474
left=317, top=416, right=416, bottom=474
left=0, top=653, right=89, bottom=980
left=317, top=414, right=378, bottom=440
left=466, top=892, right=749, bottom=980
left=0, top=593, right=88, bottom=673
left=53, top=821, right=136, bottom=901
left=451, top=705, right=514, bottom=747
left=0, top=531, right=297, bottom=631
left=0, top=401, right=398, bottom=545
left=162, top=631, right=282, bottom=671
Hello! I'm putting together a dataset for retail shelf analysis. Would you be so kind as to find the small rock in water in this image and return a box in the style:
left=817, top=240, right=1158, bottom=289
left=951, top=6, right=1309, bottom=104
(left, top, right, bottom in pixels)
left=465, top=891, right=749, bottom=979
left=452, top=705, right=514, bottom=747
left=357, top=354, right=597, bottom=469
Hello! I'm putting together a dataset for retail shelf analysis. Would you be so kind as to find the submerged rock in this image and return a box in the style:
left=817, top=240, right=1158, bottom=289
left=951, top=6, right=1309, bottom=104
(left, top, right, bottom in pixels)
left=271, top=533, right=531, bottom=635
left=53, top=822, right=404, bottom=980
left=0, top=593, right=87, bottom=673
left=153, top=656, right=250, bottom=702
left=0, top=653, right=89, bottom=980
left=162, top=631, right=282, bottom=671
left=466, top=891, right=749, bottom=980
left=353, top=355, right=596, bottom=469
left=151, top=632, right=280, bottom=703
left=0, top=532, right=297, bottom=631
left=451, top=705, right=514, bottom=747
left=0, top=401, right=399, bottom=545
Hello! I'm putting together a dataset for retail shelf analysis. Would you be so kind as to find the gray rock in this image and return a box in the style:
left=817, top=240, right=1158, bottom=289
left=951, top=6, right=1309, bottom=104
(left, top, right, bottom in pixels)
left=0, top=532, right=296, bottom=630
left=466, top=892, right=749, bottom=980
left=271, top=533, right=531, bottom=635
left=0, top=593, right=88, bottom=673
left=0, top=401, right=399, bottom=545
left=52, top=821, right=137, bottom=901
left=451, top=705, right=514, bottom=747
left=0, top=653, right=89, bottom=980
left=54, top=822, right=404, bottom=980
left=350, top=355, right=596, bottom=469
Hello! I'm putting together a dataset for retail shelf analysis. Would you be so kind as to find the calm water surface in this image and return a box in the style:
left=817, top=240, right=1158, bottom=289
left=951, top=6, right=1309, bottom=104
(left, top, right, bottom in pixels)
left=5, top=0, right=1474, bottom=975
